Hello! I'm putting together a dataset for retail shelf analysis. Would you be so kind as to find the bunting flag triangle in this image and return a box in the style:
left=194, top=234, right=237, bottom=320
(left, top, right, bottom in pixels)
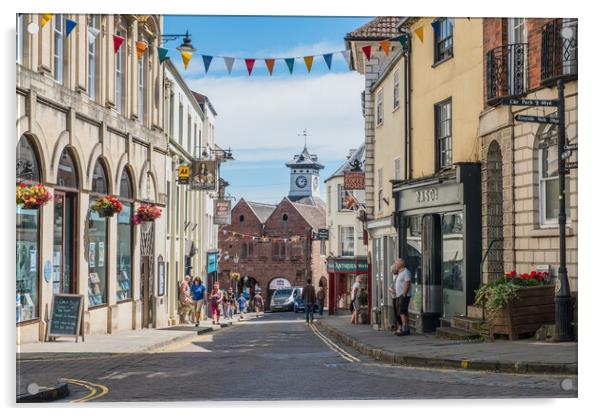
left=223, top=57, right=235, bottom=74
left=379, top=39, right=390, bottom=56
left=113, top=35, right=125, bottom=54
left=303, top=56, right=314, bottom=72
left=415, top=26, right=424, bottom=43
left=396, top=34, right=409, bottom=50
left=323, top=53, right=333, bottom=70
left=40, top=14, right=53, bottom=28
left=244, top=58, right=255, bottom=76
left=361, top=45, right=372, bottom=61
left=341, top=50, right=351, bottom=69
left=265, top=58, right=275, bottom=75
left=136, top=40, right=148, bottom=60
left=158, top=47, right=169, bottom=62
left=285, top=58, right=295, bottom=74
left=88, top=26, right=101, bottom=44
left=202, top=55, right=213, bottom=73
left=181, top=51, right=192, bottom=70
left=65, top=18, right=77, bottom=37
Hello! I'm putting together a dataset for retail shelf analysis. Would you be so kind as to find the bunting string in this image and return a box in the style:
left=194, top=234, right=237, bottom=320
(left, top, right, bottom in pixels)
left=220, top=229, right=312, bottom=243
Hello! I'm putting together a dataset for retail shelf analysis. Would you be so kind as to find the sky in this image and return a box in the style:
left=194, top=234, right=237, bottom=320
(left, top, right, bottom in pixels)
left=163, top=15, right=373, bottom=203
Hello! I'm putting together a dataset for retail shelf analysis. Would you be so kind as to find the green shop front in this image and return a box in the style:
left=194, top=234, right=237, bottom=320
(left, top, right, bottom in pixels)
left=392, top=164, right=481, bottom=333
left=327, top=257, right=370, bottom=319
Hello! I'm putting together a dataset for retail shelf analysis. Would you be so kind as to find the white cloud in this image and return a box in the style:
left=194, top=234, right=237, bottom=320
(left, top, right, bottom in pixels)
left=183, top=71, right=365, bottom=161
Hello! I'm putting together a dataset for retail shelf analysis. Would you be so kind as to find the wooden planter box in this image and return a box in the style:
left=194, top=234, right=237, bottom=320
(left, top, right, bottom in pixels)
left=486, top=285, right=555, bottom=340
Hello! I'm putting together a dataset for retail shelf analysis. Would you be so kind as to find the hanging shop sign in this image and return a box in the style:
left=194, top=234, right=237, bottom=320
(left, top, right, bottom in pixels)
left=207, top=251, right=218, bottom=274
left=177, top=165, right=190, bottom=185
left=316, top=228, right=330, bottom=241
left=344, top=171, right=365, bottom=190
left=269, top=278, right=292, bottom=290
left=190, top=160, right=217, bottom=191
left=214, top=199, right=232, bottom=225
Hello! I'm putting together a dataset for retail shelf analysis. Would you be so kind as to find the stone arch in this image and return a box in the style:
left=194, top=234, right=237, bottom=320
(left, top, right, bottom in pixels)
left=90, top=156, right=114, bottom=195
left=138, top=160, right=158, bottom=202
left=86, top=143, right=103, bottom=191
left=484, top=140, right=504, bottom=282
left=117, top=161, right=137, bottom=201
left=53, top=144, right=84, bottom=191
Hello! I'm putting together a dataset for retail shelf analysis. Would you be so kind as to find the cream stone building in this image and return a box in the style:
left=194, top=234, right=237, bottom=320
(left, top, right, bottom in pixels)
left=16, top=14, right=169, bottom=343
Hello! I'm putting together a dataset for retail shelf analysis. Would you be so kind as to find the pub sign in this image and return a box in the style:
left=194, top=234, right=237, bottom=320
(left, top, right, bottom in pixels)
left=214, top=199, right=232, bottom=225
left=190, top=160, right=217, bottom=191
left=344, top=171, right=365, bottom=190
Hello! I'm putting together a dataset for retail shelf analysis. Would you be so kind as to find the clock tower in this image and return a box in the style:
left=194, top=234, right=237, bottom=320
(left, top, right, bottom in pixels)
left=286, top=145, right=324, bottom=201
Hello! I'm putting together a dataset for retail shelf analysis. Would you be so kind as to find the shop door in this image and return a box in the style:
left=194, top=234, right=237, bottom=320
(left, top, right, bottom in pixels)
left=52, top=192, right=77, bottom=294
left=140, top=222, right=154, bottom=328
left=441, top=212, right=465, bottom=318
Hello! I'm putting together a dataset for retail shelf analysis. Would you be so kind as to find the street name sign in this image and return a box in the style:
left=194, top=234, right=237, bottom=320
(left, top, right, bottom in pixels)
left=316, top=228, right=329, bottom=240
left=565, top=143, right=578, bottom=151
left=515, top=114, right=559, bottom=124
left=566, top=161, right=578, bottom=170
left=46, top=294, right=84, bottom=342
left=500, top=98, right=559, bottom=107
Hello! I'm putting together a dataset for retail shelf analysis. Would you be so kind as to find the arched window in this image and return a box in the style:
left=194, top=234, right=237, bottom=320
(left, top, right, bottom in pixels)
left=16, top=135, right=41, bottom=183
left=117, top=169, right=134, bottom=301
left=16, top=136, right=42, bottom=323
left=88, top=159, right=109, bottom=307
left=57, top=148, right=79, bottom=189
left=538, top=124, right=570, bottom=226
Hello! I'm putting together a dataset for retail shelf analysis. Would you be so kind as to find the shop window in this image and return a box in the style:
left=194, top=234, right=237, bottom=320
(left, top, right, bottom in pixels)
left=434, top=18, right=453, bottom=63
left=442, top=212, right=464, bottom=318
left=117, top=169, right=134, bottom=301
left=57, top=148, right=79, bottom=189
left=435, top=99, right=452, bottom=170
left=88, top=159, right=109, bottom=307
left=404, top=215, right=423, bottom=314
left=16, top=136, right=42, bottom=323
left=538, top=124, right=570, bottom=226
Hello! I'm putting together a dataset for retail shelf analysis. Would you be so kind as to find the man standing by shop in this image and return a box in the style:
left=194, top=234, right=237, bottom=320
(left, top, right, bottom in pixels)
left=302, top=278, right=317, bottom=324
left=388, top=259, right=412, bottom=336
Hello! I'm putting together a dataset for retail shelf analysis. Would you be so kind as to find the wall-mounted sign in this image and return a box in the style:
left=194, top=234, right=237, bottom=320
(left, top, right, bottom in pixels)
left=214, top=199, right=232, bottom=225
left=327, top=258, right=369, bottom=273
left=207, top=251, right=218, bottom=274
left=316, top=228, right=329, bottom=240
left=178, top=165, right=190, bottom=185
left=269, top=278, right=292, bottom=290
left=191, top=160, right=217, bottom=191
left=344, top=171, right=365, bottom=190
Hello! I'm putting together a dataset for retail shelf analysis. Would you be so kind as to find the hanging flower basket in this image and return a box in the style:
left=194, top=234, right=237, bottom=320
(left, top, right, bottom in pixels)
left=133, top=203, right=162, bottom=225
left=91, top=195, right=123, bottom=218
left=16, top=182, right=52, bottom=209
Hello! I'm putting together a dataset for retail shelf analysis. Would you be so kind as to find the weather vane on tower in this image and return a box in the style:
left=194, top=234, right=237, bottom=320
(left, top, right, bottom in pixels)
left=297, top=128, right=311, bottom=148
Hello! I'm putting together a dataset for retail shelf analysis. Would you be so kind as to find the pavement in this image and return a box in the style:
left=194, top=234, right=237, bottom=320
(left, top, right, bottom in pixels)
left=15, top=312, right=578, bottom=402
left=315, top=315, right=578, bottom=375
left=16, top=313, right=262, bottom=401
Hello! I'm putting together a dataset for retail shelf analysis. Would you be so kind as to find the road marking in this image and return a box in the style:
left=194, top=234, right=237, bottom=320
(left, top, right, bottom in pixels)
left=310, top=324, right=360, bottom=363
left=61, top=378, right=109, bottom=403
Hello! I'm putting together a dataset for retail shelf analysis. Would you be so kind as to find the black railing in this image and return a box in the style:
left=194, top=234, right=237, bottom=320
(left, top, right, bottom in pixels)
left=486, top=43, right=528, bottom=105
left=541, top=18, right=578, bottom=85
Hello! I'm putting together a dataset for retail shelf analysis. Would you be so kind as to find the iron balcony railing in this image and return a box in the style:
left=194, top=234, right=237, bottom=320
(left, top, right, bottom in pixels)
left=541, top=18, right=578, bottom=85
left=486, top=43, right=528, bottom=105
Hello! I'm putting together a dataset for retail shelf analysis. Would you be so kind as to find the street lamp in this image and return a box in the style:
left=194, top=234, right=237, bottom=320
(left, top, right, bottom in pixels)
left=160, top=31, right=196, bottom=53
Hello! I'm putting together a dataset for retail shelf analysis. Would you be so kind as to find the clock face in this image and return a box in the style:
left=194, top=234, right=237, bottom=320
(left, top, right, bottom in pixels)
left=312, top=176, right=319, bottom=190
left=295, top=175, right=308, bottom=188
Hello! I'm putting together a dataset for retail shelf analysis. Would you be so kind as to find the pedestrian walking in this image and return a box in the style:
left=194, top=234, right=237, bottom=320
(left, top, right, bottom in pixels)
left=301, top=278, right=317, bottom=324
left=350, top=276, right=363, bottom=325
left=221, top=288, right=230, bottom=320
left=253, top=292, right=264, bottom=317
left=178, top=276, right=193, bottom=324
left=228, top=289, right=235, bottom=319
left=317, top=280, right=326, bottom=317
left=210, top=283, right=224, bottom=325
left=388, top=258, right=412, bottom=336
left=237, top=292, right=248, bottom=320
left=190, top=277, right=206, bottom=327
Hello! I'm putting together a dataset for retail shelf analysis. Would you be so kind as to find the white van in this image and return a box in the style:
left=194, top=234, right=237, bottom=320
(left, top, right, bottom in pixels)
left=270, top=287, right=302, bottom=312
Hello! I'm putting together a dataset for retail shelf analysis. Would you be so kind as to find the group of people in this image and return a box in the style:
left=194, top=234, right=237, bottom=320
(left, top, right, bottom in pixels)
left=347, top=259, right=412, bottom=336
left=178, top=276, right=265, bottom=326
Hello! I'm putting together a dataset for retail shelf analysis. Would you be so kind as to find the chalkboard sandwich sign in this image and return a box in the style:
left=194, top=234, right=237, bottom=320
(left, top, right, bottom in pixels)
left=46, top=294, right=84, bottom=342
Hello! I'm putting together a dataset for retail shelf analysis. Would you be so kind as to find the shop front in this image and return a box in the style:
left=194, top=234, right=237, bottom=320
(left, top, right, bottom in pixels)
left=327, top=257, right=370, bottom=321
left=393, top=163, right=481, bottom=333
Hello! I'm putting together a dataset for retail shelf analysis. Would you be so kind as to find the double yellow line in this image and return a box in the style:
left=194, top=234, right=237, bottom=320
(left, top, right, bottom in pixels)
left=61, top=378, right=109, bottom=403
left=310, top=323, right=360, bottom=363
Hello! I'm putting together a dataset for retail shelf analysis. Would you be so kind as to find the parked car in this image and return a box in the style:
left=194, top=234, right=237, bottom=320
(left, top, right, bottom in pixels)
left=270, top=287, right=298, bottom=312
left=293, top=288, right=320, bottom=313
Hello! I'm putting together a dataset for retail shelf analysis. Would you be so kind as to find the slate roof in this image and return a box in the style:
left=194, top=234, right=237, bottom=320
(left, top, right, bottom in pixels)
left=246, top=200, right=277, bottom=223
left=191, top=90, right=218, bottom=116
left=325, top=144, right=366, bottom=182
left=345, top=16, right=403, bottom=41
left=290, top=198, right=327, bottom=231
left=285, top=146, right=325, bottom=170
